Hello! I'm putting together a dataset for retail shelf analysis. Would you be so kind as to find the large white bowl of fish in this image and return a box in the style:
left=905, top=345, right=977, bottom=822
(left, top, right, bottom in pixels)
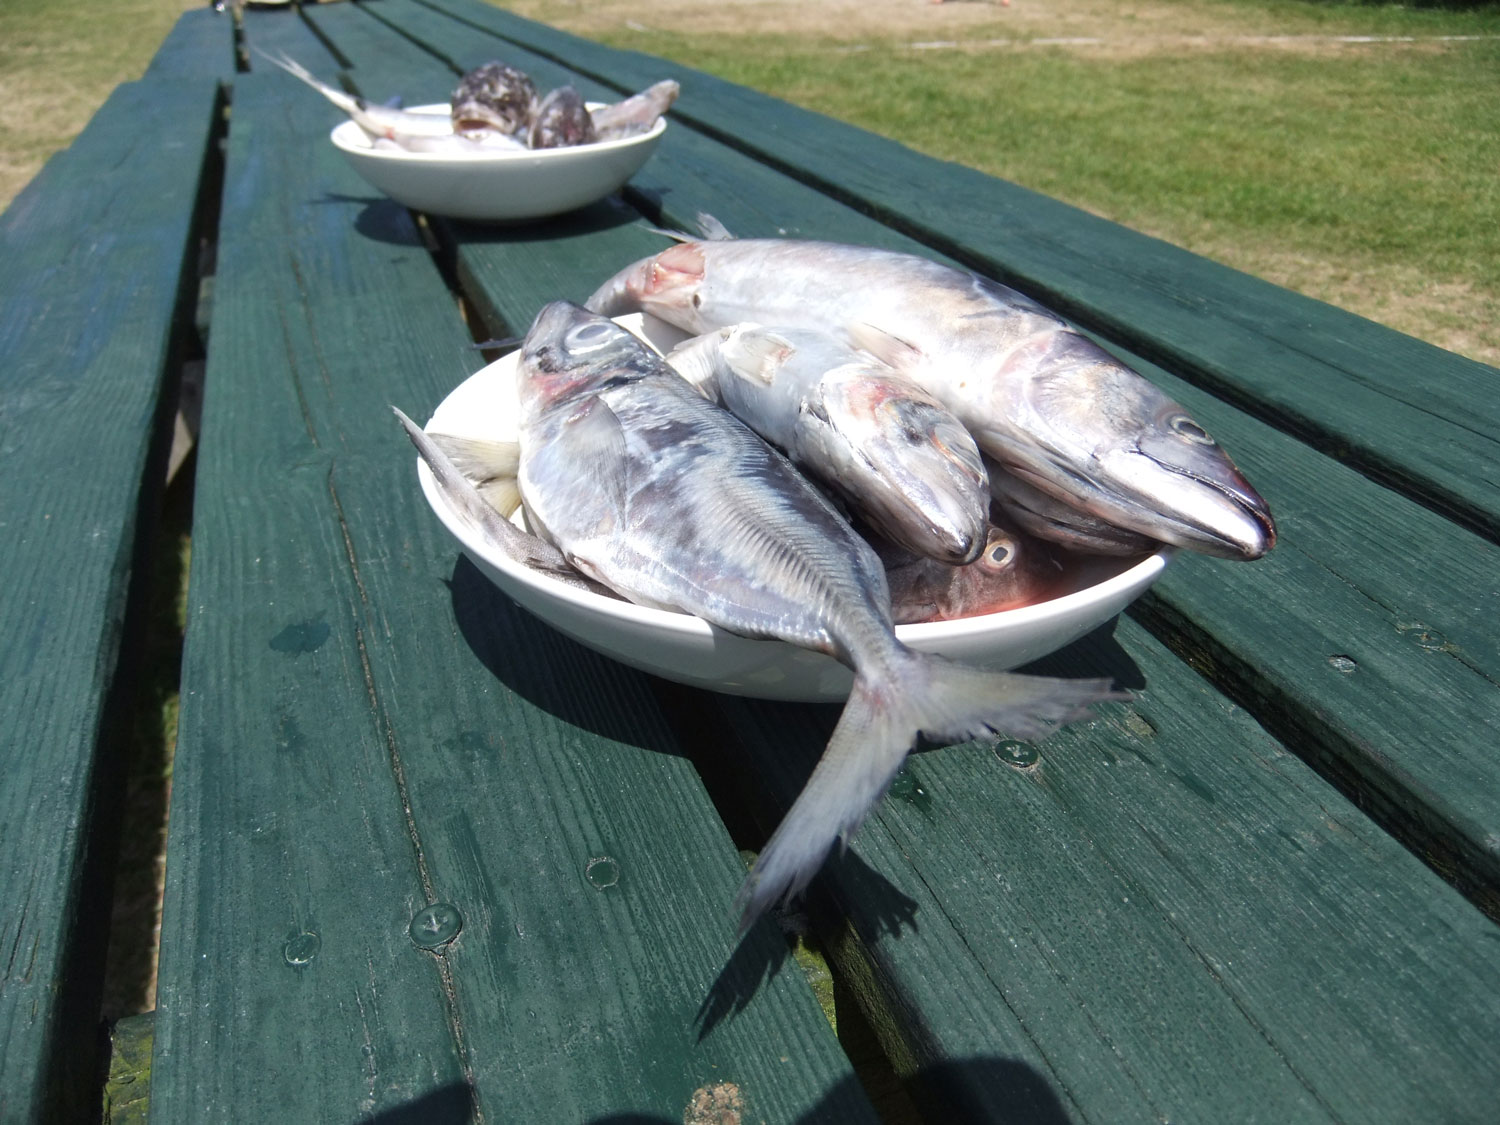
left=331, top=106, right=667, bottom=222
left=415, top=314, right=1172, bottom=702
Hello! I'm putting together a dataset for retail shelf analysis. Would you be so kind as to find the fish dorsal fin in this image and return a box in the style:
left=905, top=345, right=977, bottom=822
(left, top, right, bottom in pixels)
left=644, top=223, right=696, bottom=243
left=695, top=212, right=736, bottom=241
left=642, top=213, right=735, bottom=244
left=847, top=321, right=925, bottom=373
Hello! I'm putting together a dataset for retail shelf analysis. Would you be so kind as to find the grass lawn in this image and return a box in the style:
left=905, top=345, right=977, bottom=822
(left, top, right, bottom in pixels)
left=511, top=0, right=1500, bottom=365
left=4, top=0, right=1496, bottom=362
left=0, top=0, right=199, bottom=207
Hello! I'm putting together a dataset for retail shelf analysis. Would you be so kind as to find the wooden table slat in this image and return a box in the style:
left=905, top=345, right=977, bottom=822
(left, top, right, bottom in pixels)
left=0, top=65, right=226, bottom=1121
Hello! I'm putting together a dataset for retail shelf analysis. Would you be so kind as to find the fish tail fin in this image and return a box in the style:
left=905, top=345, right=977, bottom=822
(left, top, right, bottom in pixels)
left=734, top=652, right=1125, bottom=929
left=253, top=47, right=359, bottom=117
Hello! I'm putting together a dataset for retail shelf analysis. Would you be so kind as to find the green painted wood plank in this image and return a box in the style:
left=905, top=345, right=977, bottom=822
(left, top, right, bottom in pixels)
left=151, top=12, right=874, bottom=1121
left=151, top=22, right=468, bottom=1118
left=0, top=75, right=221, bottom=1123
left=414, top=0, right=1500, bottom=544
left=143, top=7, right=237, bottom=82
left=711, top=618, right=1500, bottom=1121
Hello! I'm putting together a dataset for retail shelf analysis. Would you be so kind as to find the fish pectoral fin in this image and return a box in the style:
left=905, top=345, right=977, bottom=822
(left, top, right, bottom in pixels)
left=847, top=321, right=925, bottom=372
left=722, top=326, right=793, bottom=385
left=558, top=395, right=633, bottom=513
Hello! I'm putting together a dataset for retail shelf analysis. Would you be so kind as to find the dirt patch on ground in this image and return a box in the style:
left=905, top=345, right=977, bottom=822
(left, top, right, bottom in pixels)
left=509, top=0, right=1251, bottom=41
left=506, top=0, right=1487, bottom=59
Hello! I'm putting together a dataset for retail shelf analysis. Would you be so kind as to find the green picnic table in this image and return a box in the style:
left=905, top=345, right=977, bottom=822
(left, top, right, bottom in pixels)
left=3, top=1, right=1499, bottom=1121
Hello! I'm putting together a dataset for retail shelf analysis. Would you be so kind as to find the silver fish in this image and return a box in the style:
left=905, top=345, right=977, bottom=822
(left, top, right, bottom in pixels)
left=513, top=301, right=1124, bottom=927
left=987, top=457, right=1160, bottom=556
left=587, top=238, right=1275, bottom=561
left=590, top=79, right=680, bottom=140
left=666, top=324, right=989, bottom=564
left=451, top=61, right=538, bottom=138
left=877, top=509, right=1073, bottom=624
left=529, top=85, right=597, bottom=149
left=258, top=50, right=457, bottom=141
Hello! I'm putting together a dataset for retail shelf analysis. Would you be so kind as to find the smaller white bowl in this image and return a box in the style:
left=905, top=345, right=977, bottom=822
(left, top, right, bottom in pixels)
left=332, top=105, right=667, bottom=222
left=416, top=314, right=1172, bottom=701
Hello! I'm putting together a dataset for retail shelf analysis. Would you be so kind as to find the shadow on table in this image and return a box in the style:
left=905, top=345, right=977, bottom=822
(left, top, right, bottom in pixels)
left=351, top=1051, right=1072, bottom=1123
left=695, top=850, right=919, bottom=1041
left=445, top=554, right=699, bottom=755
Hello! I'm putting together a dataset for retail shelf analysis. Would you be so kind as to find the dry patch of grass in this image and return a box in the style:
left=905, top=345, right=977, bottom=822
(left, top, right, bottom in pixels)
left=0, top=0, right=199, bottom=210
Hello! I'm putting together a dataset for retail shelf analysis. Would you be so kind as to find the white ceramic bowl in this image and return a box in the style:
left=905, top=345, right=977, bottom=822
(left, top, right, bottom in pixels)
left=416, top=314, right=1172, bottom=701
left=332, top=105, right=667, bottom=222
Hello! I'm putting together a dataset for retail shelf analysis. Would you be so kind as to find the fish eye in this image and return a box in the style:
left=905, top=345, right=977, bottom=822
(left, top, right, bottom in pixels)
left=986, top=543, right=1012, bottom=565
left=565, top=322, right=613, bottom=351
left=1168, top=414, right=1215, bottom=445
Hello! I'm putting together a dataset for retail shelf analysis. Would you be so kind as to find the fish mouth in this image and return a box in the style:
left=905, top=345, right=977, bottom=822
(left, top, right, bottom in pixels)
left=1002, top=448, right=1275, bottom=561
left=1131, top=446, right=1276, bottom=559
left=453, top=115, right=500, bottom=135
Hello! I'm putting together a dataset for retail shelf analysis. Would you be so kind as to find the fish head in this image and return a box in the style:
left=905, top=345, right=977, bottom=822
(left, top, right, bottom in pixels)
left=885, top=514, right=1068, bottom=624
left=515, top=302, right=651, bottom=418
left=987, top=457, right=1162, bottom=556
left=529, top=86, right=596, bottom=149
left=451, top=62, right=538, bottom=136
left=987, top=334, right=1276, bottom=560
left=607, top=241, right=715, bottom=330
left=954, top=517, right=1070, bottom=613
left=812, top=367, right=990, bottom=564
